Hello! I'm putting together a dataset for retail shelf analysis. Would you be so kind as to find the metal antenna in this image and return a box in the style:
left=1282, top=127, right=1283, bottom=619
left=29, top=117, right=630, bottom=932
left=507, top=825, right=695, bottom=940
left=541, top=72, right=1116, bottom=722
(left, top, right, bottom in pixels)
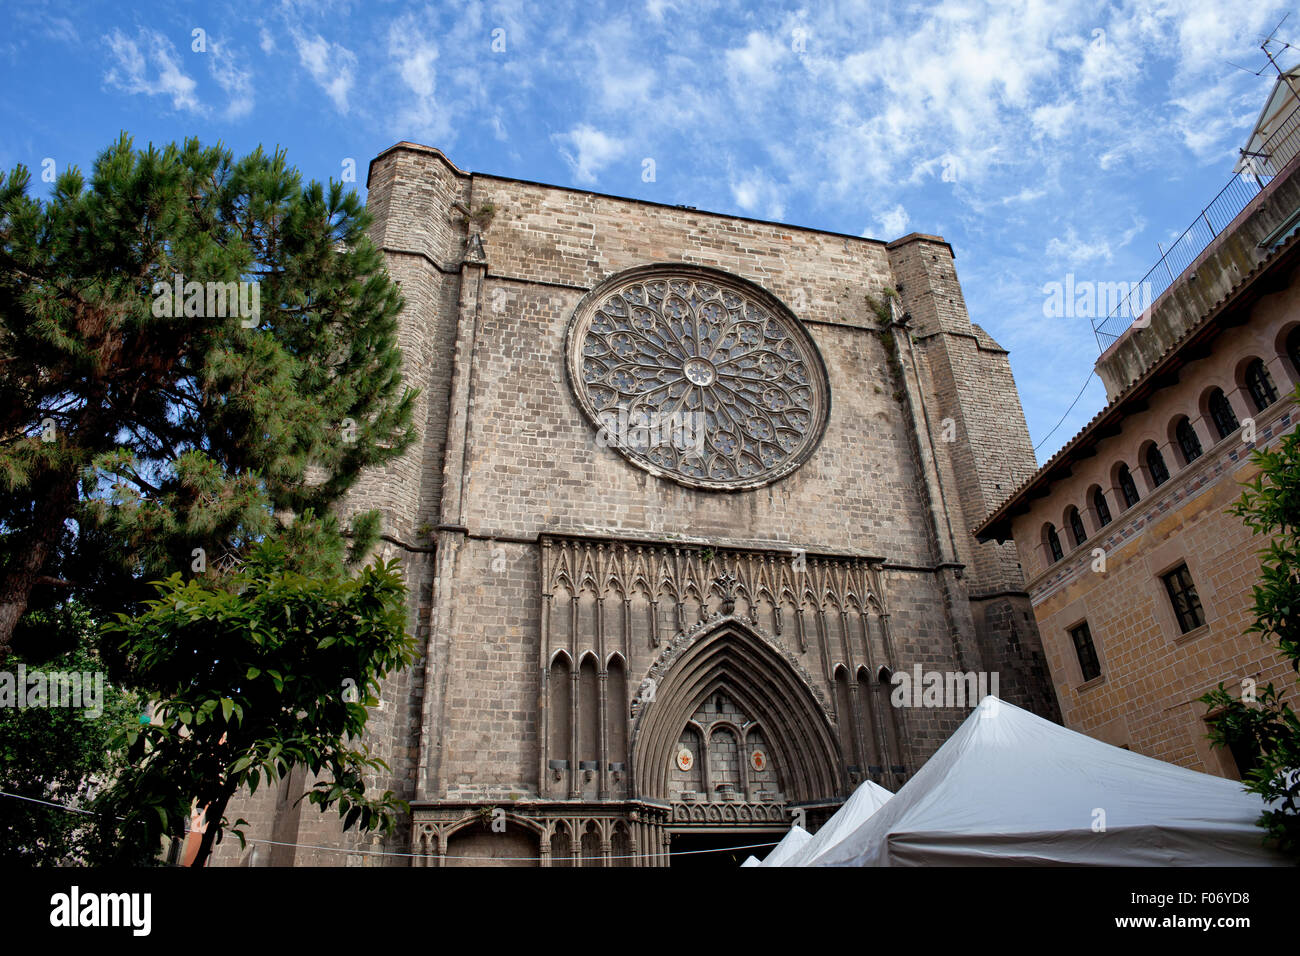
left=1225, top=60, right=1269, bottom=76
left=1261, top=14, right=1300, bottom=112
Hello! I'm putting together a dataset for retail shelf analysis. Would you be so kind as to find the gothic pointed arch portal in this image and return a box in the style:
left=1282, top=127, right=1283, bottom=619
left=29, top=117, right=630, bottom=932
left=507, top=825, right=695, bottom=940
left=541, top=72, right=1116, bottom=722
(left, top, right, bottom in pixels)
left=630, top=620, right=841, bottom=812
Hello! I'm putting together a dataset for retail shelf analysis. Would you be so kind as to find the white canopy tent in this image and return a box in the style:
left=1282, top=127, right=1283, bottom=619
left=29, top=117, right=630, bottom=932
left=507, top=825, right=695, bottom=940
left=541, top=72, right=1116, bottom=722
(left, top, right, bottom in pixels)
left=739, top=855, right=760, bottom=867
left=755, top=824, right=811, bottom=867
left=780, top=780, right=893, bottom=867
left=818, top=697, right=1288, bottom=867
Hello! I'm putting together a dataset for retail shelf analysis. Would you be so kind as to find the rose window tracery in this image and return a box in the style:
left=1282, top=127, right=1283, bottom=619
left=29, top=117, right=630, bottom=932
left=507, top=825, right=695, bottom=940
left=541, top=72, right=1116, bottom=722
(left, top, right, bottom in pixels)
left=565, top=267, right=830, bottom=490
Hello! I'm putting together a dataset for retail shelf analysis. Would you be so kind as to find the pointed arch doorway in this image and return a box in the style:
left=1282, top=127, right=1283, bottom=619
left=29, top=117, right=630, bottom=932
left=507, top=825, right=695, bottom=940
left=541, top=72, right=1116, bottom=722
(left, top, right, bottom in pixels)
left=629, top=619, right=842, bottom=866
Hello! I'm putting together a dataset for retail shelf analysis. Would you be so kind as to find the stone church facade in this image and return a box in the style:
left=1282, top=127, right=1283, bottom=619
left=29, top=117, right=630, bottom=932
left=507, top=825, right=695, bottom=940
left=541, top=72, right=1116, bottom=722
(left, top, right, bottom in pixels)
left=214, top=142, right=1058, bottom=867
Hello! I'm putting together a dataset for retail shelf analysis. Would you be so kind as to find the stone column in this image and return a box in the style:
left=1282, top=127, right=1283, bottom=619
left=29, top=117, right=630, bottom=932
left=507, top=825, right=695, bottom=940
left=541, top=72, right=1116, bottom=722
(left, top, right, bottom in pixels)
left=598, top=655, right=609, bottom=799
left=569, top=669, right=580, bottom=799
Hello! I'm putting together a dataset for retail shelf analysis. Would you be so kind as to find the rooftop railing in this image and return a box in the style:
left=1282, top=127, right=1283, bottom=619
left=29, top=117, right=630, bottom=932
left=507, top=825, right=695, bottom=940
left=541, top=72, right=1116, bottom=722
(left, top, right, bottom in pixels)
left=1092, top=101, right=1300, bottom=351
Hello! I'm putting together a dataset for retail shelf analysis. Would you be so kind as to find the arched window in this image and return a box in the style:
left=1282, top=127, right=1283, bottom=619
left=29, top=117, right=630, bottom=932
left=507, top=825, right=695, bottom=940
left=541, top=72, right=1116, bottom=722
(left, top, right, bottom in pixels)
left=548, top=653, right=572, bottom=793
left=1067, top=507, right=1086, bottom=547
left=1092, top=487, right=1112, bottom=528
left=876, top=667, right=905, bottom=778
left=1045, top=523, right=1063, bottom=563
left=551, top=823, right=572, bottom=867
left=856, top=666, right=882, bottom=772
left=1118, top=464, right=1140, bottom=508
left=833, top=667, right=858, bottom=774
left=611, top=823, right=633, bottom=867
left=1208, top=389, right=1238, bottom=440
left=1175, top=417, right=1202, bottom=464
left=1146, top=445, right=1170, bottom=488
left=578, top=655, right=599, bottom=767
left=606, top=656, right=627, bottom=789
left=1288, top=327, right=1300, bottom=378
left=581, top=821, right=601, bottom=864
left=1245, top=359, right=1278, bottom=411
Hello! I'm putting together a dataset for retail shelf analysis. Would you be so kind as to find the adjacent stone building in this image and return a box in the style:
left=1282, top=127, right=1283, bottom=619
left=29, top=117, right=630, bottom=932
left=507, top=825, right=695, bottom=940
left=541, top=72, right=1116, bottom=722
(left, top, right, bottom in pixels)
left=976, top=117, right=1300, bottom=780
left=214, top=142, right=1056, bottom=866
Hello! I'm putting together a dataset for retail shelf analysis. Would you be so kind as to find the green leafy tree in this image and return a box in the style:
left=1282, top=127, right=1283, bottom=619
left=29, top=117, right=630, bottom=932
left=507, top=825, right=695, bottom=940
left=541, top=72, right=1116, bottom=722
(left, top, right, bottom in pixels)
left=92, top=525, right=415, bottom=867
left=0, top=134, right=415, bottom=654
left=0, top=602, right=144, bottom=864
left=1200, top=385, right=1300, bottom=857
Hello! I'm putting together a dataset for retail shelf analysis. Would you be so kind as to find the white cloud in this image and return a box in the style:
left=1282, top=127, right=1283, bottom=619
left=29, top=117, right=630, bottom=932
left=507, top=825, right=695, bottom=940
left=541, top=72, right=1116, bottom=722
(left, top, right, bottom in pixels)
left=584, top=20, right=658, bottom=113
left=724, top=31, right=787, bottom=90
left=44, top=17, right=78, bottom=45
left=729, top=169, right=785, bottom=220
left=1169, top=80, right=1255, bottom=160
left=388, top=16, right=448, bottom=142
left=208, top=39, right=255, bottom=120
left=1120, top=217, right=1147, bottom=246
left=1063, top=23, right=1141, bottom=94
left=873, top=204, right=910, bottom=238
left=290, top=29, right=356, bottom=114
left=1031, top=101, right=1076, bottom=139
left=1002, top=186, right=1048, bottom=205
left=103, top=28, right=201, bottom=113
left=645, top=0, right=679, bottom=24
left=1045, top=226, right=1113, bottom=264
left=554, top=124, right=627, bottom=185
left=392, top=24, right=437, bottom=98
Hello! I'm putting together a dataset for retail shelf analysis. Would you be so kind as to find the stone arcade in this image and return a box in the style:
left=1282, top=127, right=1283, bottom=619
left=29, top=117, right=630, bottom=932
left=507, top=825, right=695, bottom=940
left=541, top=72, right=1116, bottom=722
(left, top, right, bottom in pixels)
left=213, top=143, right=1059, bottom=867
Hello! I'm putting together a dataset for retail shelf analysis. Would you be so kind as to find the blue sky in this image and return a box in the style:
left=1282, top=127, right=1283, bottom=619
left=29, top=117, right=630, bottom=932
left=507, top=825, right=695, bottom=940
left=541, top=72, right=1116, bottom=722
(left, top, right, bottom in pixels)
left=3, top=0, right=1295, bottom=463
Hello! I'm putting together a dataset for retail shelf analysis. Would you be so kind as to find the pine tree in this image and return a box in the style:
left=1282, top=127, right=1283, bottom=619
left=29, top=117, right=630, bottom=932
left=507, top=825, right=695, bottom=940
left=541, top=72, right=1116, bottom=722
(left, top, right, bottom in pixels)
left=0, top=134, right=416, bottom=653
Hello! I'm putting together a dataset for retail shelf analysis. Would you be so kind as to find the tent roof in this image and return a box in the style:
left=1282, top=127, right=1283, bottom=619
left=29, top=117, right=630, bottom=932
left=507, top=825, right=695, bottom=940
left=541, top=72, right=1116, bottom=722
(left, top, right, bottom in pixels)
left=781, top=780, right=893, bottom=867
left=757, top=825, right=811, bottom=867
left=739, top=855, right=761, bottom=867
left=817, top=697, right=1288, bottom=867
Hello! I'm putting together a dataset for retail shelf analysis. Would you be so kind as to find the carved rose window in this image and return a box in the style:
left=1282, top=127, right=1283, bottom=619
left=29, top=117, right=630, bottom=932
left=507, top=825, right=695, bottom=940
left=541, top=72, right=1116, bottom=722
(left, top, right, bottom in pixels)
left=565, top=267, right=830, bottom=490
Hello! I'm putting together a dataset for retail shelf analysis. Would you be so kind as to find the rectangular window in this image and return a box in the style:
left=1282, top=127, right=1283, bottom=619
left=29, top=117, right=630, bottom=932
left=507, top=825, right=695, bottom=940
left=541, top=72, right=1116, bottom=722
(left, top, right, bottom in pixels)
left=1069, top=621, right=1101, bottom=683
left=1162, top=563, right=1205, bottom=633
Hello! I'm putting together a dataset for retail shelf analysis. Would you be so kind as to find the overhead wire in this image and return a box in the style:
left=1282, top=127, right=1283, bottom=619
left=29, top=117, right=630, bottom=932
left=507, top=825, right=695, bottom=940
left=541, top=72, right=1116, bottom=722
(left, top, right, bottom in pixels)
left=1033, top=369, right=1096, bottom=453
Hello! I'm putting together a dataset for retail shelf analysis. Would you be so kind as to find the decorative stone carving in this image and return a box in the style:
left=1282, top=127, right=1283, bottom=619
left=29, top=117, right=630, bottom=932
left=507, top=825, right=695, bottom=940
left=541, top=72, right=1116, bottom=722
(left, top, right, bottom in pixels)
left=713, top=570, right=739, bottom=614
left=565, top=266, right=831, bottom=490
left=670, top=801, right=786, bottom=824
